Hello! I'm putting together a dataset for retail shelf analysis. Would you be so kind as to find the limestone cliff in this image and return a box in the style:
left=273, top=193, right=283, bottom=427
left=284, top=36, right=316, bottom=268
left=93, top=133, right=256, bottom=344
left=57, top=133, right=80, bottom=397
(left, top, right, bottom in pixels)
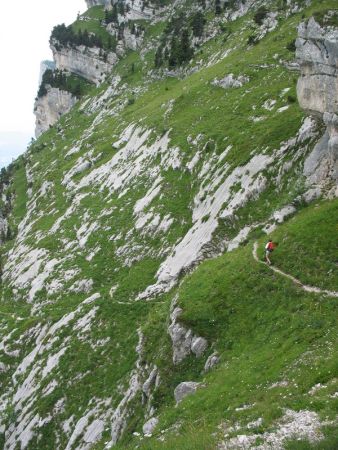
left=296, top=17, right=338, bottom=116
left=86, top=0, right=106, bottom=6
left=106, top=22, right=144, bottom=51
left=296, top=17, right=338, bottom=192
left=33, top=0, right=151, bottom=137
left=34, top=87, right=77, bottom=138
left=86, top=0, right=155, bottom=20
left=120, top=0, right=154, bottom=21
left=51, top=43, right=118, bottom=85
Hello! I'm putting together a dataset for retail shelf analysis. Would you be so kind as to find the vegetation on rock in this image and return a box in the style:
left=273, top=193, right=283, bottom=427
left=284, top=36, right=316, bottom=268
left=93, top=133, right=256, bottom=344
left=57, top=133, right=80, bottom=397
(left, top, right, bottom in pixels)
left=37, top=69, right=93, bottom=98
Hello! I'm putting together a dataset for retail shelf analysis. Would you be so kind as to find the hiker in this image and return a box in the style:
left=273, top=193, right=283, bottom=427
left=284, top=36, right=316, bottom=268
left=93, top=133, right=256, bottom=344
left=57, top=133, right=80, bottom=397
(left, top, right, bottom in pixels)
left=265, top=239, right=275, bottom=265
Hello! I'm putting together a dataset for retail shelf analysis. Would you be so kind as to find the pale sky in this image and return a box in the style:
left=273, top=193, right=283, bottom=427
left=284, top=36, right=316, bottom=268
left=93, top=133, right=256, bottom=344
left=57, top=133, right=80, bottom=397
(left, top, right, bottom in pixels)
left=0, top=0, right=86, bottom=167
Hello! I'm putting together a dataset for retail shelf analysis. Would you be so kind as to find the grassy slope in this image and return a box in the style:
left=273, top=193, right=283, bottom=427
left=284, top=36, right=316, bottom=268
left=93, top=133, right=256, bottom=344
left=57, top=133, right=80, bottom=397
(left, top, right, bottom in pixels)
left=262, top=200, right=338, bottom=291
left=72, top=6, right=116, bottom=49
left=0, top=1, right=337, bottom=449
left=115, top=199, right=338, bottom=449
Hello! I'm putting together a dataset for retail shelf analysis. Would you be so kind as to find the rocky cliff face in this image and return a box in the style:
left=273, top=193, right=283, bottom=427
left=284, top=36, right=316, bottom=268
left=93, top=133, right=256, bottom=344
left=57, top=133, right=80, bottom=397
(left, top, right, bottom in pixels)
left=296, top=17, right=338, bottom=192
left=296, top=17, right=338, bottom=116
left=33, top=0, right=150, bottom=137
left=51, top=44, right=118, bottom=85
left=85, top=0, right=107, bottom=7
left=34, top=88, right=77, bottom=137
left=106, top=23, right=144, bottom=51
left=121, top=0, right=154, bottom=21
left=86, top=0, right=155, bottom=20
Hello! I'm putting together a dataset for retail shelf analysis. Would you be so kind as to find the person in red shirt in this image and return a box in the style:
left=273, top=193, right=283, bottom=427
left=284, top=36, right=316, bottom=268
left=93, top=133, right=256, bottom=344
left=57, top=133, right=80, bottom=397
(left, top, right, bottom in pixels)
left=265, top=239, right=274, bottom=265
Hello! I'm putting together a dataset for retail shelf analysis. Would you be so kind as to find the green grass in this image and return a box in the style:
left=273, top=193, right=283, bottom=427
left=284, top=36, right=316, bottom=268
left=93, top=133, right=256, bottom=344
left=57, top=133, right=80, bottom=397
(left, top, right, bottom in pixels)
left=81, top=5, right=106, bottom=20
left=72, top=6, right=116, bottom=50
left=8, top=157, right=28, bottom=227
left=0, top=0, right=337, bottom=448
left=260, top=199, right=338, bottom=291
left=114, top=199, right=338, bottom=449
left=60, top=72, right=94, bottom=97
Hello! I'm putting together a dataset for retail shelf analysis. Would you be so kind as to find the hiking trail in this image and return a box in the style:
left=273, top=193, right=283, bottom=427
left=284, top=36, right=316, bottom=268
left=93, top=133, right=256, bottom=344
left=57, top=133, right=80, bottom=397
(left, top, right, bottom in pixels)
left=253, top=242, right=338, bottom=298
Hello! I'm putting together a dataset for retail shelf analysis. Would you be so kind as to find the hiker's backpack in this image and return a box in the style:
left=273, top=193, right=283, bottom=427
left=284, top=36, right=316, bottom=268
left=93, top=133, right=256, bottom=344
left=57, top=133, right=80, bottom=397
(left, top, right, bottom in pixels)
left=265, top=242, right=274, bottom=252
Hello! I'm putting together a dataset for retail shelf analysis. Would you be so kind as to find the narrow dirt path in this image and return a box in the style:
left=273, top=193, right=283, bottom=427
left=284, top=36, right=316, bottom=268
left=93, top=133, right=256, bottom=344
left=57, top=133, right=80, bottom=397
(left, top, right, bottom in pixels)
left=253, top=242, right=338, bottom=298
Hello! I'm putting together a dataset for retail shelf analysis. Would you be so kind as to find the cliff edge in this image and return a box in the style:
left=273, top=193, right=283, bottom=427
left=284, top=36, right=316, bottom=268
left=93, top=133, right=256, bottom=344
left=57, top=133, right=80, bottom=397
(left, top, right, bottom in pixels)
left=297, top=15, right=338, bottom=193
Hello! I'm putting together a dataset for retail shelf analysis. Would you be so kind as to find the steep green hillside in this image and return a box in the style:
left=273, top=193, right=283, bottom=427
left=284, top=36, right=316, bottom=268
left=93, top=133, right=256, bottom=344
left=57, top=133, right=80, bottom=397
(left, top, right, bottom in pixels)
left=117, top=198, right=337, bottom=449
left=0, top=0, right=337, bottom=449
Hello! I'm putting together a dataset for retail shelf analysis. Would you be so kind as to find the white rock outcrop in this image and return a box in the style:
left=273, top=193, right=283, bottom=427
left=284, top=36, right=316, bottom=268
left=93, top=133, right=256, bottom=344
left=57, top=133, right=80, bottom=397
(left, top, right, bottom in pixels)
left=212, top=74, right=249, bottom=89
left=142, top=417, right=158, bottom=435
left=122, top=0, right=154, bottom=21
left=85, top=0, right=154, bottom=21
left=296, top=17, right=338, bottom=189
left=0, top=362, right=8, bottom=373
left=106, top=23, right=144, bottom=51
left=174, top=381, right=201, bottom=404
left=34, top=87, right=77, bottom=138
left=191, top=336, right=208, bottom=357
left=168, top=299, right=208, bottom=364
left=0, top=214, right=8, bottom=243
left=204, top=352, right=220, bottom=372
left=218, top=409, right=326, bottom=449
left=85, top=0, right=107, bottom=7
left=296, top=18, right=338, bottom=116
left=51, top=44, right=118, bottom=85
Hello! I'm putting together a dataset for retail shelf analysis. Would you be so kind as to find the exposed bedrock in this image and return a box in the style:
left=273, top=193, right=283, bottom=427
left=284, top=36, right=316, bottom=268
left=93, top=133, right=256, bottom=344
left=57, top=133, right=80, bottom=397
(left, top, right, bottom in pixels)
left=296, top=17, right=338, bottom=116
left=296, top=17, right=338, bottom=189
left=51, top=44, right=118, bottom=85
left=174, top=381, right=201, bottom=404
left=85, top=0, right=154, bottom=20
left=168, top=296, right=208, bottom=364
left=34, top=88, right=77, bottom=138
left=85, top=0, right=107, bottom=7
left=0, top=214, right=8, bottom=243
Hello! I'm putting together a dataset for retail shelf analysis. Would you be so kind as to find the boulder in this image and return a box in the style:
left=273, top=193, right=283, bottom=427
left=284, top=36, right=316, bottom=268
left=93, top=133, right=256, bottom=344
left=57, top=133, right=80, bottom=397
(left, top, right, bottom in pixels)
left=204, top=352, right=220, bottom=372
left=212, top=74, right=249, bottom=89
left=168, top=307, right=193, bottom=364
left=168, top=304, right=208, bottom=364
left=142, top=417, right=159, bottom=435
left=174, top=381, right=201, bottom=404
